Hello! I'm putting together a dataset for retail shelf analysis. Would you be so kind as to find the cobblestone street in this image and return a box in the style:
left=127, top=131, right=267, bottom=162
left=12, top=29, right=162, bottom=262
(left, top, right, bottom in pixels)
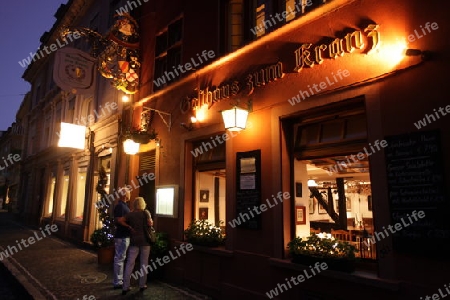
left=0, top=210, right=212, bottom=300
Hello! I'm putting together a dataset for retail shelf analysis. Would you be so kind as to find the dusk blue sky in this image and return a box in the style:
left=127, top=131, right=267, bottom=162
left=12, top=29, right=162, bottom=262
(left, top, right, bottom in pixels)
left=0, top=0, right=67, bottom=130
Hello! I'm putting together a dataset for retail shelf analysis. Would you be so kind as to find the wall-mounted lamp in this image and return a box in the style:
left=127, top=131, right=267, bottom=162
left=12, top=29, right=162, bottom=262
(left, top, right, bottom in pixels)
left=405, top=49, right=432, bottom=60
left=155, top=138, right=161, bottom=147
left=122, top=95, right=130, bottom=103
left=123, top=138, right=140, bottom=155
left=221, top=106, right=249, bottom=132
left=180, top=116, right=197, bottom=131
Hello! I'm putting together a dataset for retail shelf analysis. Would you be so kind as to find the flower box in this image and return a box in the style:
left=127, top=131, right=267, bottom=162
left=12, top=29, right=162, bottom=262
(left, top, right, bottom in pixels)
left=288, top=233, right=357, bottom=273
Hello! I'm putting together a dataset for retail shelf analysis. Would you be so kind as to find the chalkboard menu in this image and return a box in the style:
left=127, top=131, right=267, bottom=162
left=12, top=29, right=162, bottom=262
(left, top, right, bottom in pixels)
left=385, top=130, right=449, bottom=256
left=235, top=150, right=261, bottom=229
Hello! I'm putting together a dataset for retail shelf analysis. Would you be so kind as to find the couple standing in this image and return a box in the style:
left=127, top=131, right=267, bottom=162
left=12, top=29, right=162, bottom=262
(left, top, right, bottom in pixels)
left=112, top=188, right=153, bottom=295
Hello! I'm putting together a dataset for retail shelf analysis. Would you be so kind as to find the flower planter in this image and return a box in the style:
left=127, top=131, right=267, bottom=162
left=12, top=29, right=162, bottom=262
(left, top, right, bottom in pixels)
left=97, top=245, right=115, bottom=264
left=292, top=254, right=355, bottom=273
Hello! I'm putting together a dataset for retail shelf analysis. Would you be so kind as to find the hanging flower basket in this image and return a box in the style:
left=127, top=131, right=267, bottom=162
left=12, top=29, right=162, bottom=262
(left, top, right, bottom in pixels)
left=130, top=128, right=158, bottom=144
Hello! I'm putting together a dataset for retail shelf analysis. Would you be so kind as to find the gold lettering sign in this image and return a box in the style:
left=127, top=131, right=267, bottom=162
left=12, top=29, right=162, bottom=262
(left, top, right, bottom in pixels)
left=294, top=24, right=380, bottom=72
left=181, top=62, right=284, bottom=113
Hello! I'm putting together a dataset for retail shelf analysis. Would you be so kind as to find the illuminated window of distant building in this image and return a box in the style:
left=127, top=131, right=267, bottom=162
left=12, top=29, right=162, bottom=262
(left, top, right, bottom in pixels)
left=45, top=172, right=56, bottom=217
left=58, top=170, right=70, bottom=219
left=72, top=167, right=87, bottom=222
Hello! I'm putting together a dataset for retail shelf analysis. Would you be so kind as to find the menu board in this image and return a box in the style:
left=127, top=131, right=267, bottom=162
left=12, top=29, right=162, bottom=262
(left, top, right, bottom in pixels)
left=385, top=130, right=449, bottom=255
left=235, top=150, right=261, bottom=229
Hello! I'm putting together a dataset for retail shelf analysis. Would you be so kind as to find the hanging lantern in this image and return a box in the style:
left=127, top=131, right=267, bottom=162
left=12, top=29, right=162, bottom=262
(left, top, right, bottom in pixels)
left=221, top=106, right=249, bottom=131
left=123, top=139, right=139, bottom=155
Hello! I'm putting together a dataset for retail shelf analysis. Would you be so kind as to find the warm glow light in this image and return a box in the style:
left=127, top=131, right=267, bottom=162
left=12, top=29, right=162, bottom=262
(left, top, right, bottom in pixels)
left=123, top=139, right=139, bottom=155
left=190, top=116, right=197, bottom=123
left=221, top=106, right=249, bottom=131
left=376, top=39, right=408, bottom=67
left=58, top=122, right=86, bottom=149
left=122, top=95, right=130, bottom=102
left=307, top=179, right=318, bottom=187
left=194, top=104, right=208, bottom=122
left=156, top=187, right=175, bottom=216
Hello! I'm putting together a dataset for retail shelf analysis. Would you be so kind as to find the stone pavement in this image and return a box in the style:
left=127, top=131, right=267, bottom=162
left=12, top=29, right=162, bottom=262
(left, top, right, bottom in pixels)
left=0, top=210, right=212, bottom=300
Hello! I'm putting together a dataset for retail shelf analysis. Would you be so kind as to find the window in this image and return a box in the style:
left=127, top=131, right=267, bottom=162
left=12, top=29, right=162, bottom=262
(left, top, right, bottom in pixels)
left=72, top=167, right=87, bottom=222
left=153, top=18, right=183, bottom=91
left=288, top=97, right=376, bottom=259
left=303, top=161, right=375, bottom=259
left=195, top=169, right=226, bottom=227
left=58, top=170, right=70, bottom=219
left=223, top=0, right=327, bottom=51
left=254, top=0, right=266, bottom=37
left=44, top=172, right=56, bottom=217
left=192, top=137, right=226, bottom=228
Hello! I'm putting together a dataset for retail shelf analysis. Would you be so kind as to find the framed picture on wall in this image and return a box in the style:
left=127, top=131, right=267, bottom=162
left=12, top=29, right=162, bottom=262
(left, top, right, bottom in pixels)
left=199, top=207, right=208, bottom=220
left=295, top=206, right=306, bottom=225
left=346, top=197, right=352, bottom=211
left=309, top=198, right=315, bottom=214
left=318, top=199, right=327, bottom=214
left=295, top=182, right=302, bottom=197
left=199, top=190, right=209, bottom=202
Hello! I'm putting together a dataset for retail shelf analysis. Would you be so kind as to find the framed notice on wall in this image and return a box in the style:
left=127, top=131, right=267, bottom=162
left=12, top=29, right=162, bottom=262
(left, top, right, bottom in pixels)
left=295, top=206, right=306, bottom=225
left=235, top=150, right=262, bottom=229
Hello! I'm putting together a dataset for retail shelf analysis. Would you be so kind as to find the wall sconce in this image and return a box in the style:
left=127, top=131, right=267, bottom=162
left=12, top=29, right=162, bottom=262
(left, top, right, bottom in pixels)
left=405, top=48, right=432, bottom=60
left=180, top=116, right=197, bottom=131
left=123, top=138, right=139, bottom=155
left=221, top=106, right=249, bottom=132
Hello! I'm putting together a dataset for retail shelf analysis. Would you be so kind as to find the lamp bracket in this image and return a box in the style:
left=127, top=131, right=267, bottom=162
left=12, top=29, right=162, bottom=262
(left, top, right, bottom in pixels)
left=142, top=107, right=172, bottom=131
left=229, top=98, right=253, bottom=112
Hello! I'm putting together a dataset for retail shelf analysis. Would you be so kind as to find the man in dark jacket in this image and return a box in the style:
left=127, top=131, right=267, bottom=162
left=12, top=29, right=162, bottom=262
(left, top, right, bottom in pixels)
left=112, top=187, right=130, bottom=289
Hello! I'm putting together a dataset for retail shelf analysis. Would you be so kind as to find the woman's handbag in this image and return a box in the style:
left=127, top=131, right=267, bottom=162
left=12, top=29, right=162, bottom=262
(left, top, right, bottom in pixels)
left=143, top=211, right=156, bottom=244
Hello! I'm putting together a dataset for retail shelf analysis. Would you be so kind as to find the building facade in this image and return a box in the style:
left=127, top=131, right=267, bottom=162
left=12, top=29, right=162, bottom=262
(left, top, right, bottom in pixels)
left=13, top=0, right=449, bottom=298
left=128, top=0, right=449, bottom=299
left=18, top=0, right=137, bottom=243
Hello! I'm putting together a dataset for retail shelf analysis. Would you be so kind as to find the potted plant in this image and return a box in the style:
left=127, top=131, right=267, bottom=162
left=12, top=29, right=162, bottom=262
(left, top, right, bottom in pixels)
left=184, top=219, right=225, bottom=247
left=91, top=165, right=115, bottom=264
left=130, top=127, right=158, bottom=144
left=148, top=232, right=169, bottom=279
left=287, top=232, right=357, bottom=273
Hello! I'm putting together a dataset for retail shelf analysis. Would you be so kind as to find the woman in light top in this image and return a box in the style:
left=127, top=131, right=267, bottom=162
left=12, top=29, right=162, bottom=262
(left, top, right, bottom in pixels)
left=118, top=197, right=153, bottom=295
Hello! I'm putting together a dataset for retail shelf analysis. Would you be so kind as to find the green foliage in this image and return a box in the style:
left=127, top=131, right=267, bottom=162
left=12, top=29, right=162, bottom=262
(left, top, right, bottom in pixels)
left=184, top=219, right=225, bottom=247
left=287, top=233, right=357, bottom=260
left=90, top=165, right=115, bottom=248
left=151, top=232, right=169, bottom=258
left=90, top=228, right=114, bottom=248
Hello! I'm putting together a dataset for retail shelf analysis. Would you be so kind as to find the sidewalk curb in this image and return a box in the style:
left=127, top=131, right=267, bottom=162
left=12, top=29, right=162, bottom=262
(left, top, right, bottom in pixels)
left=0, top=249, right=51, bottom=300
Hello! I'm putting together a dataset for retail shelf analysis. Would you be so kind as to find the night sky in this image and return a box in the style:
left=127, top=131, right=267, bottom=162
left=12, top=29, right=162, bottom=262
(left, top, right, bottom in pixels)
left=0, top=0, right=67, bottom=130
